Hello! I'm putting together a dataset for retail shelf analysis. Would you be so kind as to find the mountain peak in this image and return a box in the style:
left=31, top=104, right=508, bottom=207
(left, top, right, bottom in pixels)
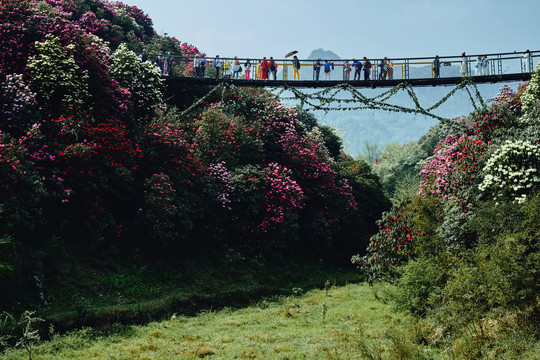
left=307, top=48, right=341, bottom=60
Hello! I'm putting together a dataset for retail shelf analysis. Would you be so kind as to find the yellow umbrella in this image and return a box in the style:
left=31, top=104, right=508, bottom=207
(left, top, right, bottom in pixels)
left=285, top=50, right=298, bottom=58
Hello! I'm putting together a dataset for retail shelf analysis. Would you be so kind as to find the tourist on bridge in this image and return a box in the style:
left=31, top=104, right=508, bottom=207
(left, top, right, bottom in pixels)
left=269, top=57, right=278, bottom=80
left=223, top=58, right=232, bottom=79
left=213, top=55, right=223, bottom=79
left=260, top=57, right=269, bottom=79
left=293, top=55, right=301, bottom=80
left=163, top=52, right=172, bottom=76
left=378, top=57, right=388, bottom=80
left=244, top=59, right=252, bottom=79
left=200, top=56, right=207, bottom=77
left=475, top=55, right=485, bottom=76
left=352, top=59, right=362, bottom=81
left=323, top=60, right=334, bottom=80
left=362, top=57, right=372, bottom=80
left=343, top=60, right=351, bottom=80
left=460, top=52, right=468, bottom=77
left=233, top=57, right=241, bottom=79
left=482, top=55, right=489, bottom=75
left=194, top=55, right=201, bottom=77
left=256, top=60, right=261, bottom=79
left=156, top=51, right=164, bottom=73
left=433, top=55, right=440, bottom=78
left=314, top=59, right=322, bottom=81
left=521, top=50, right=531, bottom=72
left=387, top=59, right=394, bottom=79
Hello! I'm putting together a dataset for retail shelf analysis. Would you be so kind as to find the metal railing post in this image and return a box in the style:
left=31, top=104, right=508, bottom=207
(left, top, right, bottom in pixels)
left=405, top=59, right=409, bottom=79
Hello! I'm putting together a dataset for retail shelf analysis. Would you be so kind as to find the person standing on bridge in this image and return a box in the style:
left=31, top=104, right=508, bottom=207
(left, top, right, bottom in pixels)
left=433, top=55, right=440, bottom=78
left=223, top=58, right=232, bottom=79
left=387, top=59, right=394, bottom=79
left=269, top=57, right=278, bottom=80
left=233, top=57, right=241, bottom=79
left=194, top=55, right=200, bottom=77
left=213, top=55, right=223, bottom=79
left=163, top=52, right=172, bottom=76
left=460, top=52, right=468, bottom=77
left=352, top=59, right=362, bottom=81
left=314, top=59, right=322, bottom=81
left=323, top=60, right=333, bottom=80
left=363, top=57, right=372, bottom=80
left=156, top=51, right=164, bottom=73
left=256, top=60, right=261, bottom=79
left=244, top=59, right=252, bottom=79
left=475, top=55, right=483, bottom=76
left=293, top=55, right=301, bottom=80
left=343, top=60, right=351, bottom=80
left=261, top=57, right=269, bottom=79
left=482, top=55, right=489, bottom=75
left=200, top=56, right=207, bottom=77
left=378, top=57, right=388, bottom=80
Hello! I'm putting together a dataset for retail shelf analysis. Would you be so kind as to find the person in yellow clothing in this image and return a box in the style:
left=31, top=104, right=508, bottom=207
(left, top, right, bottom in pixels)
left=256, top=60, right=261, bottom=79
left=293, top=55, right=301, bottom=80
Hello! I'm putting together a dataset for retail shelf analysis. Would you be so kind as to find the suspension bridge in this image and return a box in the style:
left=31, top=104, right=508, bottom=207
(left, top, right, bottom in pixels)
left=158, top=50, right=539, bottom=88
left=156, top=50, right=539, bottom=122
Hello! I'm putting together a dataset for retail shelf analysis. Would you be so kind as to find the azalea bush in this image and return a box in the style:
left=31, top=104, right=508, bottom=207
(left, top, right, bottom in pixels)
left=27, top=34, right=91, bottom=119
left=110, top=43, right=164, bottom=126
left=479, top=140, right=540, bottom=203
left=194, top=107, right=264, bottom=167
left=0, top=74, right=40, bottom=137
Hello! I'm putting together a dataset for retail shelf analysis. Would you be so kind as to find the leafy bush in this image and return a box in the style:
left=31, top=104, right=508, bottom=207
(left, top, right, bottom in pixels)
left=110, top=43, right=164, bottom=126
left=0, top=74, right=40, bottom=137
left=392, top=257, right=445, bottom=316
left=479, top=140, right=540, bottom=203
left=27, top=34, right=91, bottom=119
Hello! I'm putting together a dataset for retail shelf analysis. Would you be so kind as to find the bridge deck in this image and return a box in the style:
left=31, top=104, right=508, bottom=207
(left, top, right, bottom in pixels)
left=154, top=50, right=538, bottom=88
left=164, top=73, right=532, bottom=88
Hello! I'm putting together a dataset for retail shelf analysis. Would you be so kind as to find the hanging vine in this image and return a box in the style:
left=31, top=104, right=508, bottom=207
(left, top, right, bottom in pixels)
left=177, top=79, right=486, bottom=122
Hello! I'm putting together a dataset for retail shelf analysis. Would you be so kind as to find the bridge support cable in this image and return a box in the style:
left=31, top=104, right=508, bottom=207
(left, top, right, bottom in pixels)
left=274, top=79, right=487, bottom=122
left=173, top=79, right=487, bottom=123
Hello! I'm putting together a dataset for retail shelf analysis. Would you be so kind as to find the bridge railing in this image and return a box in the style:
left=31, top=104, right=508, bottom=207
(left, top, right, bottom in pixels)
left=148, top=51, right=539, bottom=82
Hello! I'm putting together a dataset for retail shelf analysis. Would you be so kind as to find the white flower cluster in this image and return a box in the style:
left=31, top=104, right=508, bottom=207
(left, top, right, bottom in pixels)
left=479, top=140, right=540, bottom=203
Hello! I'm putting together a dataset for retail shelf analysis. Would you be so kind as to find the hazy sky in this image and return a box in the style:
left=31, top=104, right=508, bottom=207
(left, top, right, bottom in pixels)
left=121, top=0, right=539, bottom=59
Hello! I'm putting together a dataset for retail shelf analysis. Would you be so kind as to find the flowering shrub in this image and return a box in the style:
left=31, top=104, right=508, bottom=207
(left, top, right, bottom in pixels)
left=27, top=34, right=91, bottom=118
left=194, top=108, right=263, bottom=167
left=521, top=63, right=540, bottom=117
left=352, top=198, right=428, bottom=282
left=142, top=172, right=179, bottom=243
left=143, top=116, right=204, bottom=184
left=110, top=43, right=163, bottom=124
left=0, top=130, right=45, bottom=234
left=419, top=134, right=487, bottom=203
left=0, top=74, right=40, bottom=137
left=260, top=163, right=304, bottom=232
left=208, top=161, right=232, bottom=209
left=479, top=140, right=540, bottom=203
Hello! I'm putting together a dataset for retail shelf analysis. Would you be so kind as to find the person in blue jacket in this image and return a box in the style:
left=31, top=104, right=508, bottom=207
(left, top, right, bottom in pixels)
left=323, top=60, right=334, bottom=80
left=352, top=59, right=362, bottom=81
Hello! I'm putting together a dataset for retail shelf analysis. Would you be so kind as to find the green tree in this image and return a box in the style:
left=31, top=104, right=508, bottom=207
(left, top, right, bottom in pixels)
left=27, top=34, right=90, bottom=119
left=110, top=43, right=164, bottom=127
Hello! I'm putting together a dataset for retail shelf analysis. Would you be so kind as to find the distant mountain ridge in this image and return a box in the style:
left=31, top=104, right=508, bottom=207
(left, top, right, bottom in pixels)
left=307, top=48, right=341, bottom=60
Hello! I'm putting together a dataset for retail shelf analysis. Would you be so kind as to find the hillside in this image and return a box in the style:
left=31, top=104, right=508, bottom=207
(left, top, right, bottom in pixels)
left=1, top=1, right=539, bottom=359
left=0, top=0, right=389, bottom=318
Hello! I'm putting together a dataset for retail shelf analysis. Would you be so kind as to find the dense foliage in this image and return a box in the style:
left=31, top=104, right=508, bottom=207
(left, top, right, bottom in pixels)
left=354, top=65, right=540, bottom=357
left=0, top=0, right=388, bottom=318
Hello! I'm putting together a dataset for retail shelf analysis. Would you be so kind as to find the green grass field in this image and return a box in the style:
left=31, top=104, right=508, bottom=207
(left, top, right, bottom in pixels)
left=3, top=283, right=440, bottom=360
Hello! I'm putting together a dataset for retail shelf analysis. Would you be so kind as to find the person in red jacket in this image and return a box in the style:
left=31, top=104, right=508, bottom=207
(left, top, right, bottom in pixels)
left=260, top=57, right=269, bottom=79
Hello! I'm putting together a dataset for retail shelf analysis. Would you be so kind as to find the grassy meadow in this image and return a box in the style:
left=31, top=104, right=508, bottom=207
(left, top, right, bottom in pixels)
left=3, top=283, right=442, bottom=360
